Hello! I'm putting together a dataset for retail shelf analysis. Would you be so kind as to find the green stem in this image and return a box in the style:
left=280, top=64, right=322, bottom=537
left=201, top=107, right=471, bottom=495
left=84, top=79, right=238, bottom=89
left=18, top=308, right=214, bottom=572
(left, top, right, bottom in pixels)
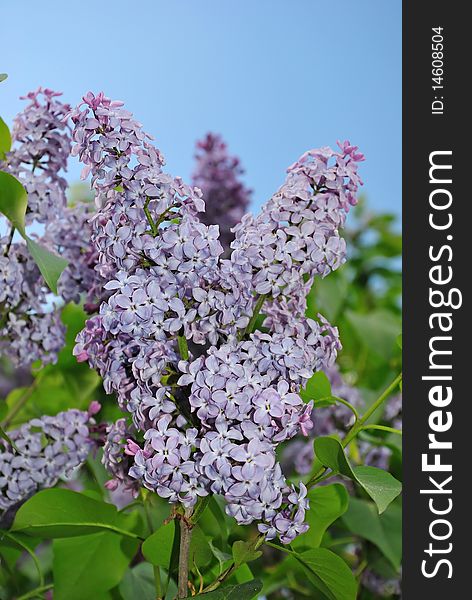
left=16, top=584, right=53, bottom=600
left=354, top=558, right=368, bottom=579
left=1, top=532, right=44, bottom=589
left=238, top=294, right=268, bottom=341
left=143, top=197, right=159, bottom=236
left=342, top=372, right=402, bottom=448
left=333, top=396, right=360, bottom=421
left=360, top=424, right=402, bottom=436
left=202, top=534, right=265, bottom=593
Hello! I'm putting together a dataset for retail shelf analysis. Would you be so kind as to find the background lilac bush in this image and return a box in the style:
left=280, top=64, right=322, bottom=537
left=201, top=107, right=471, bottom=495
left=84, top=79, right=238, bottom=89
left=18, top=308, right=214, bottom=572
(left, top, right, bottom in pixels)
left=0, top=83, right=402, bottom=600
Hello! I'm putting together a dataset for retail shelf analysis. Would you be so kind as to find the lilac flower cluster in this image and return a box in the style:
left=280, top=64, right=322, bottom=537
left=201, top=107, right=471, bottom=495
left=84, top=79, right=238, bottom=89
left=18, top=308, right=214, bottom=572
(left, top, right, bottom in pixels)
left=0, top=88, right=76, bottom=367
left=192, top=133, right=251, bottom=254
left=0, top=408, right=95, bottom=512
left=71, top=91, right=363, bottom=543
left=2, top=87, right=71, bottom=223
left=0, top=237, right=65, bottom=367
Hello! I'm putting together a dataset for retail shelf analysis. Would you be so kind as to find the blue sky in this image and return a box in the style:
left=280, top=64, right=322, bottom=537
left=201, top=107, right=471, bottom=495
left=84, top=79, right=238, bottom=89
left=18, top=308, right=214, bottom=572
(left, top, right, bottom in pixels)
left=1, top=0, right=401, bottom=216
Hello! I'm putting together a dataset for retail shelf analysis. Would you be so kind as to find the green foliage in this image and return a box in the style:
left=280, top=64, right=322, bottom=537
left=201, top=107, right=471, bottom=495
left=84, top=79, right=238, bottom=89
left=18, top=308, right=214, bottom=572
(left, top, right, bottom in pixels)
left=295, top=548, right=358, bottom=600
left=119, top=563, right=156, bottom=600
left=0, top=73, right=7, bottom=82
left=231, top=540, right=262, bottom=567
left=300, top=371, right=332, bottom=404
left=142, top=521, right=176, bottom=568
left=293, top=484, right=349, bottom=550
left=342, top=498, right=402, bottom=570
left=314, top=436, right=401, bottom=513
left=52, top=533, right=138, bottom=600
left=186, top=579, right=262, bottom=599
left=346, top=309, right=400, bottom=361
left=12, top=489, right=141, bottom=539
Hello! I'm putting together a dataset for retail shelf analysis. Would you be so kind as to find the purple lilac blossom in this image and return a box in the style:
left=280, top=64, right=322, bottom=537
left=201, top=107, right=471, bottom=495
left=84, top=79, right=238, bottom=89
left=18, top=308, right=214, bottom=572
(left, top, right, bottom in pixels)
left=1, top=87, right=71, bottom=224
left=192, top=133, right=251, bottom=254
left=0, top=408, right=95, bottom=512
left=0, top=88, right=75, bottom=367
left=70, top=91, right=363, bottom=543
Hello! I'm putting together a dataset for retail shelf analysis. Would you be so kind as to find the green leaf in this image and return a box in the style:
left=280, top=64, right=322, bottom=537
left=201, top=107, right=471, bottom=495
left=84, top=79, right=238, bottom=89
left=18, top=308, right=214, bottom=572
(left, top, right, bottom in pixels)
left=346, top=310, right=400, bottom=360
left=12, top=489, right=140, bottom=539
left=292, top=484, right=349, bottom=549
left=208, top=540, right=232, bottom=571
left=342, top=498, right=402, bottom=569
left=307, top=270, right=349, bottom=322
left=189, top=525, right=213, bottom=568
left=314, top=436, right=353, bottom=476
left=313, top=396, right=339, bottom=408
left=25, top=235, right=68, bottom=294
left=53, top=532, right=137, bottom=600
left=314, top=437, right=401, bottom=513
left=142, top=520, right=176, bottom=568
left=295, top=548, right=357, bottom=600
left=0, top=117, right=11, bottom=158
left=187, top=579, right=262, bottom=599
left=0, top=74, right=7, bottom=83
left=232, top=540, right=262, bottom=567
left=301, top=371, right=332, bottom=404
left=119, top=563, right=156, bottom=600
left=233, top=563, right=254, bottom=585
left=352, top=465, right=402, bottom=514
left=0, top=171, right=27, bottom=232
